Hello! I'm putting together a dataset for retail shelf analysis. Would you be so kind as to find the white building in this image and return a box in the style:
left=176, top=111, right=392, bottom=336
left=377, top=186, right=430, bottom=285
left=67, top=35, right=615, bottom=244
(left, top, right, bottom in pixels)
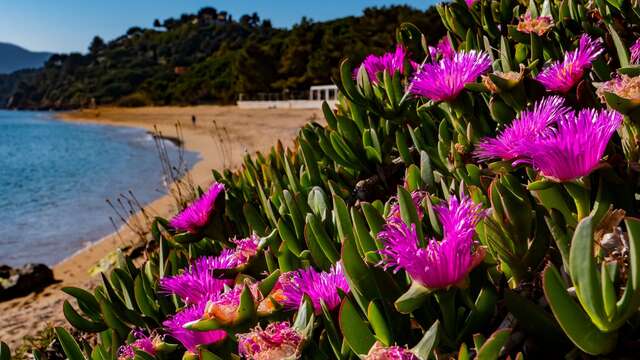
left=237, top=84, right=338, bottom=109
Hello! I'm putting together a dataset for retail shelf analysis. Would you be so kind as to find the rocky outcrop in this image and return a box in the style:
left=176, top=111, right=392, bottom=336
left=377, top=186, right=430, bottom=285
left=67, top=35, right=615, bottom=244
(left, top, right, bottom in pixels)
left=0, top=263, right=56, bottom=301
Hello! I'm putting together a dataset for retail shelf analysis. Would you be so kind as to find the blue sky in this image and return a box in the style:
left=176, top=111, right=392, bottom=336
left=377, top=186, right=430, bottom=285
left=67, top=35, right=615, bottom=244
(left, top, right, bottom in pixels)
left=0, top=1, right=437, bottom=53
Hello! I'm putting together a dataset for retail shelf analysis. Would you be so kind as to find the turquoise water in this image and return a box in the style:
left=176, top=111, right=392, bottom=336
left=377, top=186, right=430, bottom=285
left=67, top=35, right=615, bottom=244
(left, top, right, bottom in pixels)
left=0, top=111, right=199, bottom=266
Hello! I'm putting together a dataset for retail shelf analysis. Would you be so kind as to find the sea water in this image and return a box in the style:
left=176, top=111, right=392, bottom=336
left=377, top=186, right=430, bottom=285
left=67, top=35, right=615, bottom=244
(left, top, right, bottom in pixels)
left=0, top=111, right=199, bottom=266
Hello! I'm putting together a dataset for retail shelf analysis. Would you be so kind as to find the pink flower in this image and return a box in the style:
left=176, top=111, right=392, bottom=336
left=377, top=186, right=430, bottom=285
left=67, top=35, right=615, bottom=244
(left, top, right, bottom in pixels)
left=378, top=195, right=487, bottom=289
left=231, top=234, right=261, bottom=264
left=159, top=253, right=235, bottom=304
left=162, top=302, right=227, bottom=354
left=410, top=50, right=491, bottom=102
left=631, top=38, right=640, bottom=64
left=428, top=36, right=454, bottom=60
left=522, top=108, right=623, bottom=181
left=365, top=342, right=420, bottom=360
left=170, top=183, right=225, bottom=234
left=536, top=35, right=603, bottom=93
left=159, top=234, right=260, bottom=304
left=358, top=45, right=408, bottom=83
left=474, top=96, right=570, bottom=162
left=237, top=322, right=304, bottom=360
left=387, top=191, right=427, bottom=221
left=280, top=263, right=350, bottom=314
left=117, top=330, right=158, bottom=360
left=465, top=0, right=478, bottom=7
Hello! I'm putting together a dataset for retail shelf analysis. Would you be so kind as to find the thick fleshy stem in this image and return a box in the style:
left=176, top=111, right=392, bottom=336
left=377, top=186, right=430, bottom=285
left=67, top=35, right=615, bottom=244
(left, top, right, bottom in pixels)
left=565, top=179, right=591, bottom=222
left=435, top=289, right=457, bottom=341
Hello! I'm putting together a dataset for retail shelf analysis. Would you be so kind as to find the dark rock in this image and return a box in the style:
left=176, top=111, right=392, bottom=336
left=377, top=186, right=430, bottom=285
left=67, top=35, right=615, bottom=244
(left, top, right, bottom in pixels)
left=0, top=263, right=57, bottom=301
left=0, top=264, right=11, bottom=278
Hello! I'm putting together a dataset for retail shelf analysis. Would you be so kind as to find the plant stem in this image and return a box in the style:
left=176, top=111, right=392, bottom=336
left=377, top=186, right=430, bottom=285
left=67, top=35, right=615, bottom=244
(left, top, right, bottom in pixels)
left=435, top=288, right=457, bottom=340
left=564, top=179, right=591, bottom=222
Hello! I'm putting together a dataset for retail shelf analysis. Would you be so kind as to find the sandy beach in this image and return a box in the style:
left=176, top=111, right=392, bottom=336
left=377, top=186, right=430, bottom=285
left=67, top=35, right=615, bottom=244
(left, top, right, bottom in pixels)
left=0, top=105, right=320, bottom=348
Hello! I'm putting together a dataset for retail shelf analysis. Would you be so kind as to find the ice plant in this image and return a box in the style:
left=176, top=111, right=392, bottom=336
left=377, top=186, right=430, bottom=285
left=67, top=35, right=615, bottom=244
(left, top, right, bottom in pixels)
left=522, top=108, right=623, bottom=181
left=163, top=303, right=227, bottom=354
left=465, top=0, right=477, bottom=7
left=378, top=195, right=487, bottom=289
left=117, top=330, right=158, bottom=360
left=364, top=342, right=419, bottom=360
left=280, top=263, right=350, bottom=314
left=474, top=96, right=570, bottom=161
left=536, top=34, right=603, bottom=93
left=631, top=38, right=640, bottom=64
left=428, top=36, right=454, bottom=60
left=358, top=45, right=408, bottom=84
left=517, top=13, right=553, bottom=36
left=170, top=182, right=225, bottom=234
left=410, top=50, right=491, bottom=102
left=237, top=322, right=304, bottom=360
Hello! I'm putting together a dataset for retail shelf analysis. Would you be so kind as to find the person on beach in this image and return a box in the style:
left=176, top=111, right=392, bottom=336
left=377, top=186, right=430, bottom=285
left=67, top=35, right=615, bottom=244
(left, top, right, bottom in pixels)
left=191, top=115, right=197, bottom=126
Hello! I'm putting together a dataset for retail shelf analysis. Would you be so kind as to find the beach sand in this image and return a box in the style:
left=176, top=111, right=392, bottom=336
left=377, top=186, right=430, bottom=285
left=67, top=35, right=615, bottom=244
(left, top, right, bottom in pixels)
left=0, top=105, right=320, bottom=348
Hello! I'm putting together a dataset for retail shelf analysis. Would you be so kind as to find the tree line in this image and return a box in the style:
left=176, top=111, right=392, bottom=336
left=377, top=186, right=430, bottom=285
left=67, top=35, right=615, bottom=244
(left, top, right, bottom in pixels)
left=0, top=6, right=443, bottom=110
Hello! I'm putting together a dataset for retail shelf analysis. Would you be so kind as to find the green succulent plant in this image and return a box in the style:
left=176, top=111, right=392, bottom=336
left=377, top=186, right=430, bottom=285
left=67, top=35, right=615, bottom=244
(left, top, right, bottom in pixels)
left=44, top=0, right=640, bottom=359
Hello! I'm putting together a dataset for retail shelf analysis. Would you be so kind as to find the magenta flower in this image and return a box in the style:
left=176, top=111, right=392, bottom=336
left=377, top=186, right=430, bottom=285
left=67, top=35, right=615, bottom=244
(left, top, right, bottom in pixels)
left=387, top=191, right=426, bottom=221
left=280, top=263, right=350, bottom=314
left=536, top=34, right=603, bottom=93
left=160, top=254, right=235, bottom=304
left=522, top=108, right=622, bottom=181
left=632, top=38, right=640, bottom=64
left=163, top=302, right=227, bottom=354
left=465, top=0, right=478, bottom=7
left=428, top=36, right=454, bottom=60
left=197, top=233, right=260, bottom=270
left=474, top=96, right=570, bottom=161
left=117, top=346, right=136, bottom=360
left=410, top=50, right=491, bottom=102
left=230, top=234, right=260, bottom=264
left=358, top=45, right=408, bottom=84
left=160, top=234, right=260, bottom=304
left=378, top=195, right=487, bottom=289
left=117, top=330, right=157, bottom=360
left=170, top=183, right=225, bottom=234
left=237, top=322, right=304, bottom=360
left=365, top=342, right=419, bottom=360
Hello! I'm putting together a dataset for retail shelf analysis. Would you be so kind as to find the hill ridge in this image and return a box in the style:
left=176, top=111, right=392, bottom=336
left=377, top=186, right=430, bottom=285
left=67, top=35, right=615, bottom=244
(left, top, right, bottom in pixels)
left=0, top=42, right=52, bottom=74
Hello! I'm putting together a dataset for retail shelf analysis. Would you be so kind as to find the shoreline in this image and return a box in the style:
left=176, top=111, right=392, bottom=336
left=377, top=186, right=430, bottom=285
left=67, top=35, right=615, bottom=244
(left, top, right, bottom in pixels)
left=50, top=112, right=212, bottom=285
left=0, top=105, right=320, bottom=347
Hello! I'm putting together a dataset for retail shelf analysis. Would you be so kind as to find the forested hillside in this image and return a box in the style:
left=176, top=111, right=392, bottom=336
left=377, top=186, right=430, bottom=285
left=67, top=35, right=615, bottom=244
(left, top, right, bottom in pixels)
left=0, top=6, right=443, bottom=110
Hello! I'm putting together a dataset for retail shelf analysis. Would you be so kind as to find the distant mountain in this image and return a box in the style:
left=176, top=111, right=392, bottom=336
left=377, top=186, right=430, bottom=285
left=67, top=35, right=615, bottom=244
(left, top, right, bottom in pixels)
left=0, top=42, right=52, bottom=74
